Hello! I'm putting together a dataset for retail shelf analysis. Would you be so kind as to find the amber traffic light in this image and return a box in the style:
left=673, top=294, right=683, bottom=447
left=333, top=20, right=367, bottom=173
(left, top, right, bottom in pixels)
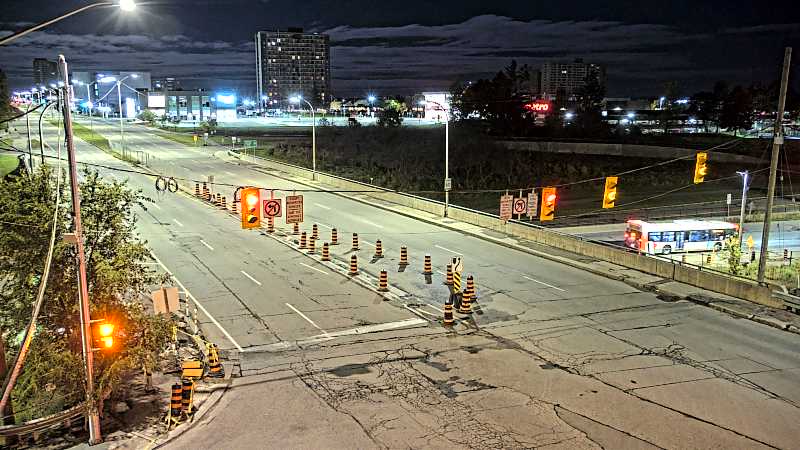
left=602, top=176, right=619, bottom=209
left=92, top=321, right=115, bottom=350
left=540, top=187, right=557, bottom=221
left=694, top=152, right=708, bottom=184
left=241, top=187, right=261, bottom=229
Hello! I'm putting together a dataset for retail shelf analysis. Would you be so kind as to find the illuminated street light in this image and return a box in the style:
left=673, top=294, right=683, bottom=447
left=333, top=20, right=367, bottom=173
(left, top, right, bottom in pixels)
left=290, top=95, right=317, bottom=180
left=626, top=112, right=635, bottom=119
left=565, top=112, right=574, bottom=120
left=119, top=0, right=136, bottom=12
left=420, top=98, right=452, bottom=218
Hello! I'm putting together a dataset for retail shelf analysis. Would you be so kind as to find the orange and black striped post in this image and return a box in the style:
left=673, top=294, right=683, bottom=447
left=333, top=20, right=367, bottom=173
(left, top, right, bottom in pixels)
left=195, top=183, right=200, bottom=196
left=352, top=233, right=359, bottom=251
left=312, top=224, right=319, bottom=240
left=221, top=196, right=227, bottom=210
left=399, top=246, right=408, bottom=265
left=445, top=264, right=453, bottom=285
left=331, top=228, right=339, bottom=245
left=181, top=378, right=195, bottom=417
left=299, top=232, right=307, bottom=249
left=375, top=240, right=383, bottom=258
left=167, top=383, right=183, bottom=426
left=378, top=270, right=388, bottom=292
left=321, top=242, right=331, bottom=261
left=232, top=200, right=238, bottom=215
left=349, top=254, right=359, bottom=275
left=267, top=216, right=275, bottom=233
left=466, top=275, right=476, bottom=300
left=308, top=237, right=316, bottom=254
left=207, top=344, right=224, bottom=378
left=202, top=182, right=207, bottom=195
left=293, top=222, right=300, bottom=235
left=459, top=285, right=473, bottom=314
left=215, top=193, right=222, bottom=207
left=423, top=254, right=433, bottom=275
left=443, top=295, right=455, bottom=326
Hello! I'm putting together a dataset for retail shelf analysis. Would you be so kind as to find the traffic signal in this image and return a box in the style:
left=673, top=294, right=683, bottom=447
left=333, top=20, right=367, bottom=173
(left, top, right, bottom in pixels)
left=602, top=176, right=619, bottom=209
left=93, top=321, right=115, bottom=350
left=694, top=152, right=708, bottom=184
left=241, top=187, right=261, bottom=229
left=540, top=187, right=557, bottom=221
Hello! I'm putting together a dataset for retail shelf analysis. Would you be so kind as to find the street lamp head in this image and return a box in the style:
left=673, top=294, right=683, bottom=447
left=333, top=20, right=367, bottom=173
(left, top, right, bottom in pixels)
left=368, top=95, right=376, bottom=103
left=130, top=73, right=138, bottom=78
left=119, top=0, right=136, bottom=12
left=626, top=112, right=635, bottom=119
left=99, top=76, right=117, bottom=83
left=289, top=95, right=302, bottom=104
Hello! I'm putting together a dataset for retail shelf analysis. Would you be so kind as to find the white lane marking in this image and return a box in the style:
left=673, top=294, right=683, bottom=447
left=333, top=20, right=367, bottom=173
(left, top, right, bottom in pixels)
left=308, top=318, right=427, bottom=340
left=436, top=270, right=446, bottom=276
left=315, top=222, right=334, bottom=230
left=523, top=275, right=566, bottom=292
left=435, top=244, right=461, bottom=254
left=286, top=303, right=330, bottom=337
left=314, top=203, right=332, bottom=210
left=361, top=240, right=376, bottom=247
left=241, top=270, right=262, bottom=286
left=200, top=240, right=214, bottom=251
left=150, top=252, right=243, bottom=352
left=359, top=219, right=385, bottom=229
left=300, top=262, right=329, bottom=276
left=150, top=203, right=162, bottom=210
left=224, top=171, right=236, bottom=176
left=173, top=218, right=184, bottom=227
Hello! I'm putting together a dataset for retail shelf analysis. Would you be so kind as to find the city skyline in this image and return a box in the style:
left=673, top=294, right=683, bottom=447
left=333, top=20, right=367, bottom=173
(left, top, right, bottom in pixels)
left=1, top=1, right=799, bottom=98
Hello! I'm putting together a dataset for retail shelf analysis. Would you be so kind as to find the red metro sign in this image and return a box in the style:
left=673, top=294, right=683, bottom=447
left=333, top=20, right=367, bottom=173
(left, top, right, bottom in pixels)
left=524, top=101, right=552, bottom=114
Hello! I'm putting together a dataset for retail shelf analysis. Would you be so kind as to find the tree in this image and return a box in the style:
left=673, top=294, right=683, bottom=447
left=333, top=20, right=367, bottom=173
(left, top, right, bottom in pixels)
left=0, top=166, right=171, bottom=422
left=377, top=99, right=404, bottom=127
left=199, top=118, right=217, bottom=134
left=138, top=109, right=157, bottom=125
left=725, top=237, right=744, bottom=276
left=659, top=81, right=681, bottom=134
left=0, top=68, right=12, bottom=132
left=720, top=85, right=754, bottom=136
left=574, top=67, right=607, bottom=135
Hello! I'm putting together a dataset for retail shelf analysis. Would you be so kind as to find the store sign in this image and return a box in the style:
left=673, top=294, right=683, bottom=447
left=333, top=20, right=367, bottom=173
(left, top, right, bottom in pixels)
left=524, top=101, right=552, bottom=113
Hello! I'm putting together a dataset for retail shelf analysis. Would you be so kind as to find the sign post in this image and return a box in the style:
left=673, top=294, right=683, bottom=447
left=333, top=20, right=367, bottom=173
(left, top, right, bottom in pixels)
left=500, top=194, right=513, bottom=223
left=726, top=193, right=732, bottom=218
left=527, top=191, right=538, bottom=221
left=285, top=195, right=304, bottom=224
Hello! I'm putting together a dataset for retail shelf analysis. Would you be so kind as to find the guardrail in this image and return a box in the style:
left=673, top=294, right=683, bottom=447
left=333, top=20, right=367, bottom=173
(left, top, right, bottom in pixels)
left=0, top=404, right=85, bottom=446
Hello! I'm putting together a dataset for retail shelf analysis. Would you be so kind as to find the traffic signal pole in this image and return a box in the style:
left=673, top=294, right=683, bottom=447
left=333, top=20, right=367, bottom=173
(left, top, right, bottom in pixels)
left=58, top=55, right=102, bottom=444
left=757, top=47, right=792, bottom=283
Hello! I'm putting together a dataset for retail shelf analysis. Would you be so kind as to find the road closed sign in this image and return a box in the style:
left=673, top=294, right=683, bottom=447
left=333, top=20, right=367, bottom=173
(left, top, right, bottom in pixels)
left=285, top=195, right=304, bottom=224
left=499, top=194, right=513, bottom=222
left=263, top=199, right=282, bottom=218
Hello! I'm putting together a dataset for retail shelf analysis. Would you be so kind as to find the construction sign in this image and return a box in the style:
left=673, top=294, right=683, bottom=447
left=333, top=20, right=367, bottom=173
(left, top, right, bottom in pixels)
left=264, top=199, right=282, bottom=218
left=527, top=192, right=538, bottom=218
left=513, top=197, right=527, bottom=216
left=499, top=194, right=513, bottom=222
left=285, top=195, right=304, bottom=224
left=151, top=287, right=179, bottom=314
left=451, top=257, right=463, bottom=294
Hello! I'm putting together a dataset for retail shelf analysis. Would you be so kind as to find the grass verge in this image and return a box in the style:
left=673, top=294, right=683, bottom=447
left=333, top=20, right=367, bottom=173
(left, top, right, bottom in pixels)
left=0, top=154, right=19, bottom=177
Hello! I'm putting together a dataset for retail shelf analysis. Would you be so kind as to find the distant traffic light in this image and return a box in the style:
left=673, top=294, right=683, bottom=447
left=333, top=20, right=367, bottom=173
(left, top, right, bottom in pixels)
left=602, top=176, right=619, bottom=209
left=694, top=152, right=708, bottom=184
left=540, top=187, right=557, bottom=221
left=92, top=321, right=115, bottom=350
left=241, top=187, right=261, bottom=229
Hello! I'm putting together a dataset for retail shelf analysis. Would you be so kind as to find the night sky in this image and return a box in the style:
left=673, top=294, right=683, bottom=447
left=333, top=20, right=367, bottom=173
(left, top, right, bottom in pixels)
left=1, top=0, right=799, bottom=98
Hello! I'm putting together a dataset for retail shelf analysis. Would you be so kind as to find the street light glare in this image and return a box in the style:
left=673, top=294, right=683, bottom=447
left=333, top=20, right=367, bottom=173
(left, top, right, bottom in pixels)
left=99, top=76, right=117, bottom=83
left=289, top=95, right=302, bottom=104
left=119, top=0, right=136, bottom=12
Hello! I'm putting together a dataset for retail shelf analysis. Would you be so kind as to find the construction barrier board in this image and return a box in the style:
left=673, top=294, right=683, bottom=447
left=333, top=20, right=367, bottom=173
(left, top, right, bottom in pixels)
left=181, top=361, right=203, bottom=379
left=285, top=195, right=304, bottom=224
left=527, top=192, right=538, bottom=218
left=151, top=287, right=179, bottom=314
left=499, top=194, right=513, bottom=222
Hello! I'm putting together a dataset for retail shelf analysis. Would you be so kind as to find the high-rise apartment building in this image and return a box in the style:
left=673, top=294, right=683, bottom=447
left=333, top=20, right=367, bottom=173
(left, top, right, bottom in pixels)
left=33, top=58, right=59, bottom=86
left=255, top=28, right=330, bottom=107
left=541, top=59, right=606, bottom=99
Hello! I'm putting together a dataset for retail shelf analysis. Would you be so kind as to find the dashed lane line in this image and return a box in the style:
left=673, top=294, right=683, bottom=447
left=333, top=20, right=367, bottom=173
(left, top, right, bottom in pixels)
left=285, top=303, right=330, bottom=337
left=314, top=203, right=332, bottom=210
left=200, top=239, right=214, bottom=251
left=173, top=218, right=184, bottom=227
left=241, top=270, right=262, bottom=286
left=435, top=244, right=462, bottom=255
left=299, top=262, right=329, bottom=276
left=523, top=275, right=566, bottom=291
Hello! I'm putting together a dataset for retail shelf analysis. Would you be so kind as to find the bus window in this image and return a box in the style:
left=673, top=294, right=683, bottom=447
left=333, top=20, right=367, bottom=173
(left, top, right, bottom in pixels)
left=711, top=230, right=726, bottom=241
left=661, top=231, right=675, bottom=242
left=689, top=230, right=709, bottom=242
left=649, top=232, right=662, bottom=242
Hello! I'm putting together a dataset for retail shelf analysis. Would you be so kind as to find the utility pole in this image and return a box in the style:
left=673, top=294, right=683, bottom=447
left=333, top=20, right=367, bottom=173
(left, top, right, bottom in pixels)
left=757, top=47, right=792, bottom=283
left=58, top=55, right=102, bottom=444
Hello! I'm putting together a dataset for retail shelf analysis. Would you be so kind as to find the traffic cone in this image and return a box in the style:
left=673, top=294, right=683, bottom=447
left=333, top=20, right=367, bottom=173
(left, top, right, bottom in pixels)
left=445, top=264, right=453, bottom=285
left=181, top=378, right=195, bottom=416
left=207, top=344, right=224, bottom=378
left=232, top=201, right=238, bottom=215
left=399, top=246, right=408, bottom=265
left=299, top=232, right=307, bottom=249
left=349, top=254, right=359, bottom=275
left=202, top=182, right=207, bottom=195
left=459, top=286, right=473, bottom=314
left=167, top=383, right=183, bottom=426
left=423, top=255, right=433, bottom=275
left=293, top=222, right=300, bottom=235
left=215, top=193, right=221, bottom=207
left=331, top=228, right=339, bottom=245
left=352, top=233, right=359, bottom=251
left=221, top=196, right=227, bottom=210
left=321, top=242, right=331, bottom=261
left=378, top=270, right=388, bottom=292
left=267, top=216, right=275, bottom=233
left=195, top=183, right=200, bottom=196
left=312, top=224, right=319, bottom=240
left=443, top=295, right=455, bottom=326
left=374, top=239, right=383, bottom=258
left=308, top=237, right=316, bottom=254
left=466, top=275, right=476, bottom=300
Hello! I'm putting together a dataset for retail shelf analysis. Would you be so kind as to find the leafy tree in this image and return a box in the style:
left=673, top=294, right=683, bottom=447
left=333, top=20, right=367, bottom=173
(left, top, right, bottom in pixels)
left=659, top=81, right=681, bottom=134
left=573, top=67, right=607, bottom=135
left=720, top=85, right=754, bottom=136
left=725, top=237, right=743, bottom=276
left=199, top=119, right=217, bottom=134
left=138, top=109, right=157, bottom=125
left=377, top=99, right=404, bottom=127
left=0, top=166, right=171, bottom=422
left=0, top=68, right=12, bottom=132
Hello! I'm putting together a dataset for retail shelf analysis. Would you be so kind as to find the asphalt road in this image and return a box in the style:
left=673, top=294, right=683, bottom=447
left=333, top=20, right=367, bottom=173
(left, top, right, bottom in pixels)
left=10, top=117, right=800, bottom=448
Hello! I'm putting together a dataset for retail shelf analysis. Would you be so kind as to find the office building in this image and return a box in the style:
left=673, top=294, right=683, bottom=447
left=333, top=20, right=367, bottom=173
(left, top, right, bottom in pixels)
left=33, top=58, right=59, bottom=86
left=255, top=28, right=331, bottom=107
left=153, top=77, right=181, bottom=91
left=541, top=59, right=605, bottom=100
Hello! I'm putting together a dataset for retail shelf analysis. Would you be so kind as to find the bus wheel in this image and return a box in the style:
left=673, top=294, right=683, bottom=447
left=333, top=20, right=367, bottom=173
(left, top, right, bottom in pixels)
left=713, top=242, right=722, bottom=252
left=662, top=246, right=672, bottom=255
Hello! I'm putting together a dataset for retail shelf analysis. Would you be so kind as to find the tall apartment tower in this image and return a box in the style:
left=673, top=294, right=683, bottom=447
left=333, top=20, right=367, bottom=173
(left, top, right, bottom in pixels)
left=33, top=58, right=59, bottom=86
left=541, top=59, right=606, bottom=100
left=255, top=28, right=331, bottom=107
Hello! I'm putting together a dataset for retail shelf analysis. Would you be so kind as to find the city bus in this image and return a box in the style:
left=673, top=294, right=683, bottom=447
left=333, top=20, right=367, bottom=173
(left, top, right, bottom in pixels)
left=625, top=219, right=738, bottom=255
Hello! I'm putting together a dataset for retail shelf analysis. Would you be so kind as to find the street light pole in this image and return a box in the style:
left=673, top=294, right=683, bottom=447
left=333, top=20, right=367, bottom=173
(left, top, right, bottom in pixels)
left=58, top=54, right=102, bottom=445
left=757, top=47, right=792, bottom=283
left=737, top=170, right=749, bottom=250
left=116, top=80, right=126, bottom=156
left=423, top=100, right=450, bottom=217
left=291, top=96, right=316, bottom=180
